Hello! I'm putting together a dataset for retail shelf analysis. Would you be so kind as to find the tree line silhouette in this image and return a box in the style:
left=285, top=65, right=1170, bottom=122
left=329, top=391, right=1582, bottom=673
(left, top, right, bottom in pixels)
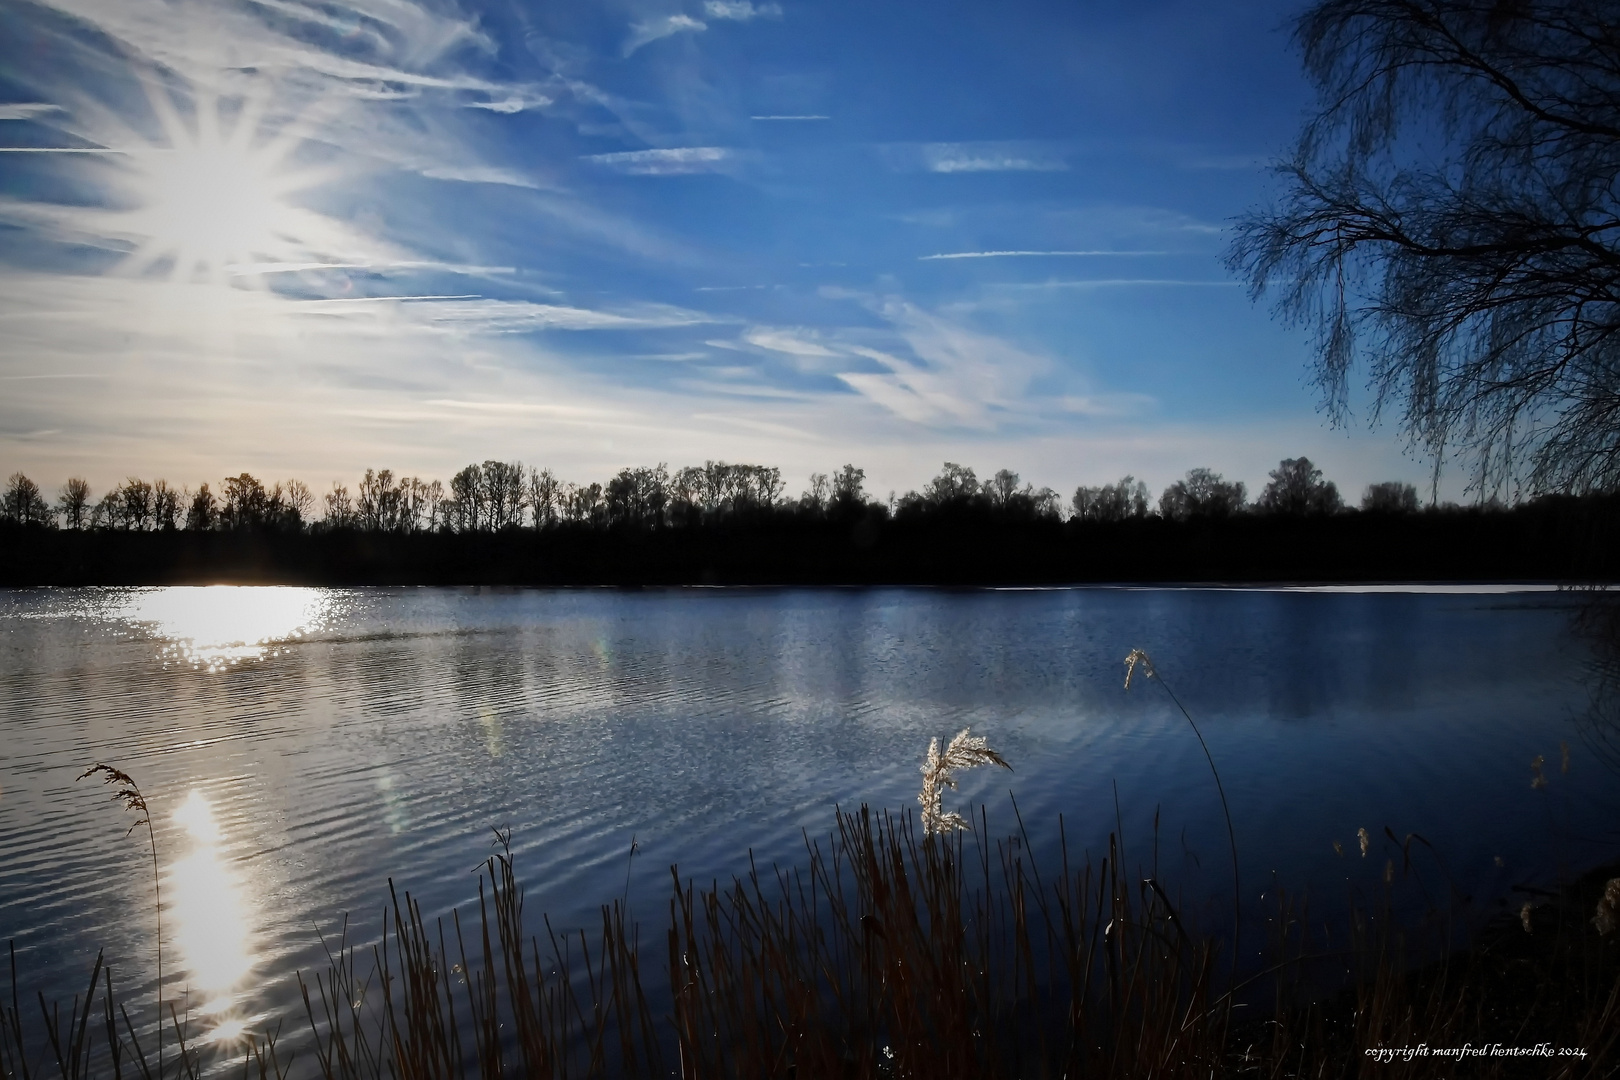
left=1, top=457, right=1614, bottom=585
left=2, top=457, right=1397, bottom=533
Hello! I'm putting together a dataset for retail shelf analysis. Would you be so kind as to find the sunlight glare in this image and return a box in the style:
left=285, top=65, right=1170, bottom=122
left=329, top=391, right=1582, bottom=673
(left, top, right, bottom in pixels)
left=138, top=144, right=284, bottom=265
left=120, top=91, right=323, bottom=283
left=118, top=586, right=334, bottom=668
left=168, top=790, right=256, bottom=1034
left=203, top=1017, right=251, bottom=1045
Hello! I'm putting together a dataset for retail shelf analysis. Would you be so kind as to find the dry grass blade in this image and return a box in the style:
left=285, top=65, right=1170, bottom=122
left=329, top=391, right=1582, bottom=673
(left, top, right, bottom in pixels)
left=74, top=765, right=162, bottom=1080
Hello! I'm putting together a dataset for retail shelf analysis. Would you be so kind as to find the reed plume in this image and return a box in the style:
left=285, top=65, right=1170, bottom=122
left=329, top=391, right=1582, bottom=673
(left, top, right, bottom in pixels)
left=916, top=727, right=1010, bottom=835
left=77, top=763, right=164, bottom=1080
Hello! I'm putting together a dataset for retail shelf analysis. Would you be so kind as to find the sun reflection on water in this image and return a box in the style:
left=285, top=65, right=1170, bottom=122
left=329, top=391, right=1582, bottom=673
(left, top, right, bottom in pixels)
left=169, top=790, right=257, bottom=1038
left=118, top=586, right=334, bottom=668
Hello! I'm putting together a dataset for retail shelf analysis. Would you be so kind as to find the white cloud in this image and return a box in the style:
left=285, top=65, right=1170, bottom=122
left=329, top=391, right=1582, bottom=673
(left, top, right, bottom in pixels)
left=750, top=115, right=827, bottom=121
left=417, top=164, right=546, bottom=188
left=743, top=327, right=839, bottom=357
left=1055, top=393, right=1157, bottom=418
left=703, top=1, right=783, bottom=20
left=292, top=295, right=721, bottom=333
left=993, top=279, right=1240, bottom=289
left=878, top=141, right=1070, bottom=174
left=225, top=260, right=517, bottom=277
left=0, top=270, right=1431, bottom=503
left=0, top=103, right=62, bottom=121
left=623, top=14, right=706, bottom=56
left=929, top=155, right=1066, bottom=174
left=585, top=146, right=731, bottom=175
left=468, top=95, right=553, bottom=114
left=920, top=250, right=1169, bottom=260
left=859, top=297, right=1048, bottom=426
left=726, top=296, right=1053, bottom=429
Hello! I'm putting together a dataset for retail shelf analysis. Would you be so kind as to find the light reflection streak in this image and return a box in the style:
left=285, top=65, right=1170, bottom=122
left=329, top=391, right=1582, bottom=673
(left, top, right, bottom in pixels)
left=118, top=586, right=334, bottom=668
left=169, top=790, right=257, bottom=1039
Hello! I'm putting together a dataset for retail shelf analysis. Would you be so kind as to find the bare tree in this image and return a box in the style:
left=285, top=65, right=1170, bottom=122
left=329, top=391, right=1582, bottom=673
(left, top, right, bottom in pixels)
left=830, top=465, right=866, bottom=515
left=219, top=474, right=279, bottom=530
left=568, top=481, right=604, bottom=524
left=920, top=462, right=980, bottom=506
left=281, top=479, right=315, bottom=525
left=984, top=468, right=1022, bottom=508
left=1072, top=475, right=1151, bottom=522
left=2, top=472, right=50, bottom=525
left=606, top=464, right=669, bottom=528
left=186, top=484, right=217, bottom=531
left=413, top=478, right=445, bottom=531
left=92, top=487, right=123, bottom=529
left=528, top=468, right=561, bottom=528
left=1229, top=0, right=1620, bottom=495
left=448, top=465, right=485, bottom=531
left=1257, top=457, right=1344, bottom=516
left=1159, top=468, right=1247, bottom=521
left=152, top=481, right=181, bottom=530
left=322, top=483, right=354, bottom=529
left=120, top=478, right=155, bottom=530
left=799, top=472, right=831, bottom=514
left=482, top=461, right=528, bottom=529
left=1362, top=480, right=1421, bottom=512
left=357, top=469, right=407, bottom=531
left=56, top=477, right=91, bottom=530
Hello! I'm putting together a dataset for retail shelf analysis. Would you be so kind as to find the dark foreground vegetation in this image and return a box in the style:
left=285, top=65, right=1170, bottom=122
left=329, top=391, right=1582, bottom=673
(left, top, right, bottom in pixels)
left=3, top=459, right=1619, bottom=584
left=4, top=807, right=1617, bottom=1080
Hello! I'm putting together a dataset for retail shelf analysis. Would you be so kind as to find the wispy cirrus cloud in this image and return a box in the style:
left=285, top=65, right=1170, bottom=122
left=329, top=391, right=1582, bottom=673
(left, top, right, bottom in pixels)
left=584, top=146, right=731, bottom=175
left=920, top=249, right=1171, bottom=260
left=292, top=296, right=723, bottom=333
left=0, top=103, right=62, bottom=121
left=743, top=327, right=839, bottom=358
left=733, top=294, right=1054, bottom=429
left=880, top=141, right=1070, bottom=174
left=703, top=1, right=782, bottom=20
left=991, top=279, right=1240, bottom=290
left=414, top=163, right=548, bottom=187
left=623, top=13, right=706, bottom=55
left=467, top=94, right=553, bottom=113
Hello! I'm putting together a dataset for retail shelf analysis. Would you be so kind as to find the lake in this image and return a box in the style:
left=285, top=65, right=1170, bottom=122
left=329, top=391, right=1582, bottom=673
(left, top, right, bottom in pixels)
left=1, top=585, right=1616, bottom=1053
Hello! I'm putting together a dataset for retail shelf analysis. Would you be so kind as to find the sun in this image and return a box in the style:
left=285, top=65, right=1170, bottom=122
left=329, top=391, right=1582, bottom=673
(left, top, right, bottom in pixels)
left=119, top=92, right=322, bottom=283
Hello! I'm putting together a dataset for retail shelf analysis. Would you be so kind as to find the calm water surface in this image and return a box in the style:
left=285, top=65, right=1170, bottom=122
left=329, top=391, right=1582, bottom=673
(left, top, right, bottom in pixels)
left=1, top=585, right=1616, bottom=1050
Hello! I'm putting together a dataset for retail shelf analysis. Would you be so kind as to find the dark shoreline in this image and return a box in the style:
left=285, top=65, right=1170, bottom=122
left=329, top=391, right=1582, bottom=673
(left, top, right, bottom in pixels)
left=4, top=495, right=1618, bottom=586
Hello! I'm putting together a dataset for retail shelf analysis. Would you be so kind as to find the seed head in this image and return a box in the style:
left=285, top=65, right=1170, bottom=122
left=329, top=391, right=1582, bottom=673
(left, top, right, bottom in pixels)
left=78, top=763, right=150, bottom=837
left=1357, top=827, right=1370, bottom=858
left=918, top=727, right=1012, bottom=836
left=1123, top=649, right=1155, bottom=691
left=1520, top=901, right=1534, bottom=934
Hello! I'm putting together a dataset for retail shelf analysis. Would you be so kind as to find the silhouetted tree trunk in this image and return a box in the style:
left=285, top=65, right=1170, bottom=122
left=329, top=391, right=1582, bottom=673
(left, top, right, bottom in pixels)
left=56, top=477, right=91, bottom=530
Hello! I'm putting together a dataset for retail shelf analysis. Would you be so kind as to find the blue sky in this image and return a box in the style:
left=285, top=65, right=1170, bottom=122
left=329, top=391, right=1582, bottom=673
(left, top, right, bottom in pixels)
left=0, top=0, right=1434, bottom=503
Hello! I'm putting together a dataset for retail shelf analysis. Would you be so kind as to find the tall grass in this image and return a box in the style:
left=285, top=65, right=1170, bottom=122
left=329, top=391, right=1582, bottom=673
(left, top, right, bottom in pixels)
left=9, top=692, right=1620, bottom=1080
left=7, top=801, right=1617, bottom=1080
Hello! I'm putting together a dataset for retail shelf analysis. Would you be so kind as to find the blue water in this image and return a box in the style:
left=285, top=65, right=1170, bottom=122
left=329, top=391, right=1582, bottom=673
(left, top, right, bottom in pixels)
left=1, top=585, right=1615, bottom=1055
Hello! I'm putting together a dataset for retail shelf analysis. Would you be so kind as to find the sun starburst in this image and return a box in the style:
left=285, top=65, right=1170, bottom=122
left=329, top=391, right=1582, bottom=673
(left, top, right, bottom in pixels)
left=116, top=87, right=329, bottom=284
